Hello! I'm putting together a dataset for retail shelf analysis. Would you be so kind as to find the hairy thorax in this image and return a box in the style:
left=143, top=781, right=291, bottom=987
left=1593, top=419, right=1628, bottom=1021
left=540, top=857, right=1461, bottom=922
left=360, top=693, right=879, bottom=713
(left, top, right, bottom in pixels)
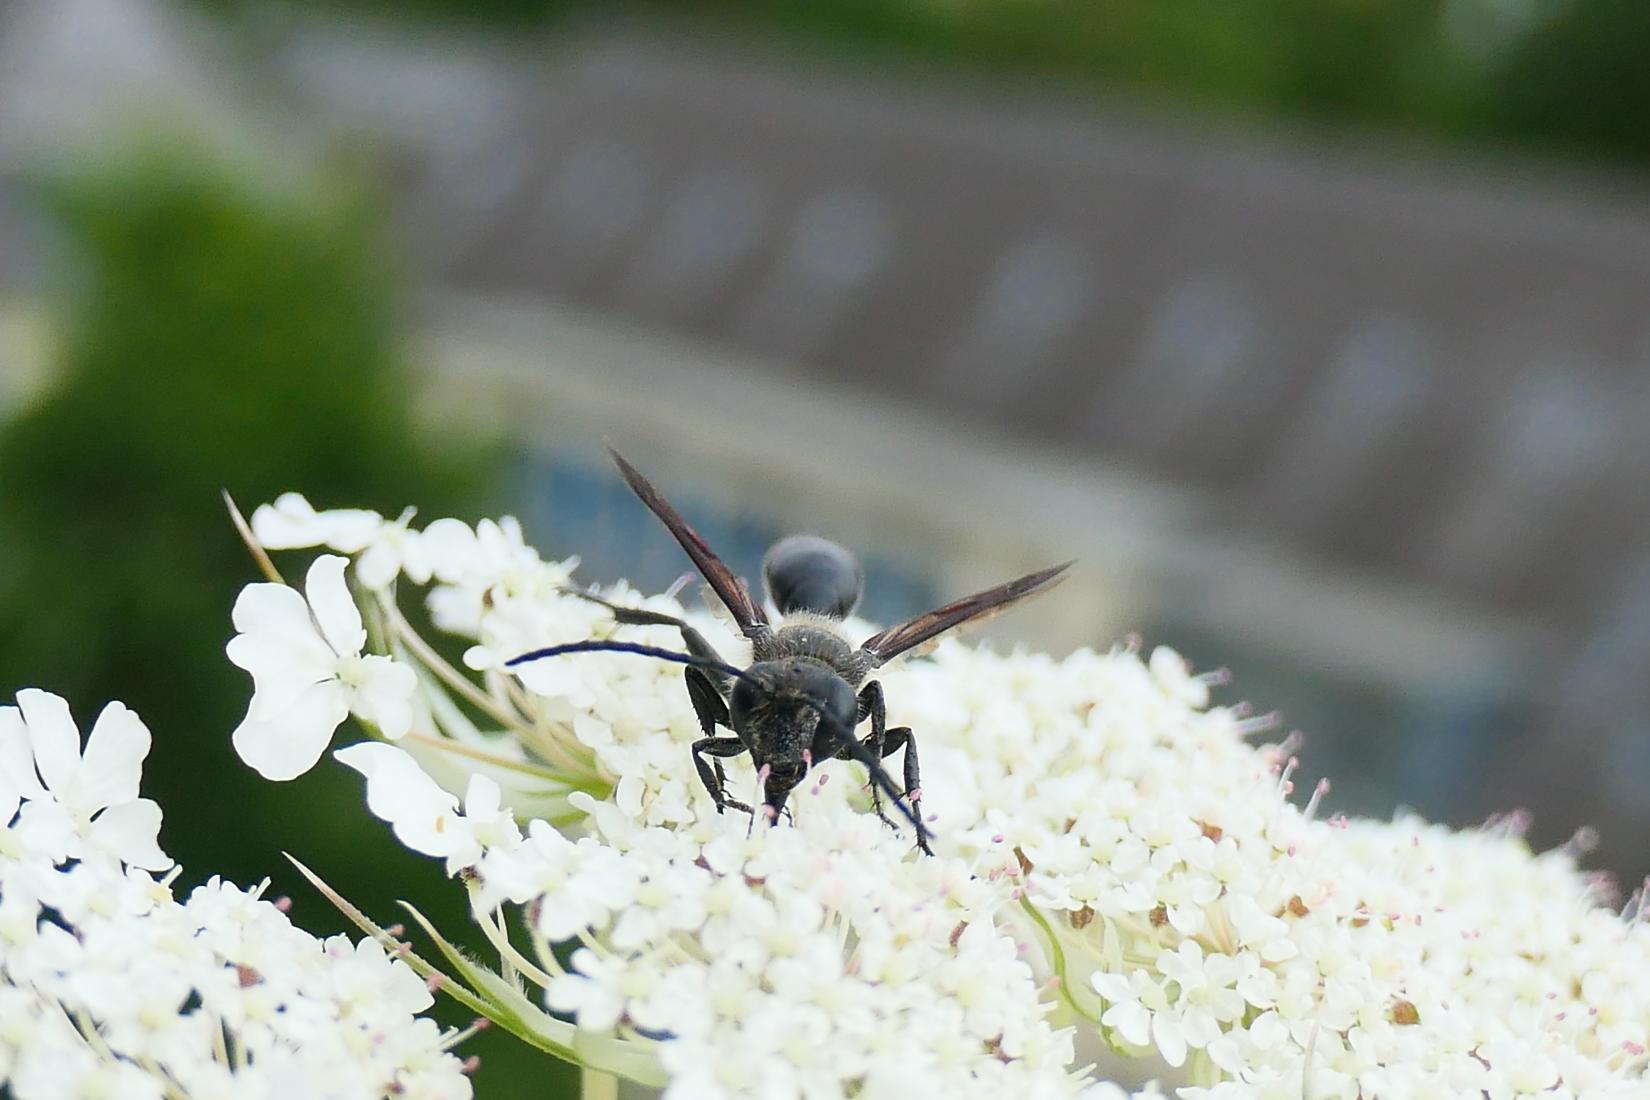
left=754, top=613, right=872, bottom=687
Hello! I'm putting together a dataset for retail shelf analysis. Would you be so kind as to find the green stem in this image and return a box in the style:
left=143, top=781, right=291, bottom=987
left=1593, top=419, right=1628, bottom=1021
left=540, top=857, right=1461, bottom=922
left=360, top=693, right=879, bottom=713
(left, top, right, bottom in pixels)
left=378, top=593, right=524, bottom=731
left=582, top=1068, right=620, bottom=1100
left=221, top=490, right=285, bottom=584
left=1019, top=898, right=1104, bottom=1026
left=401, top=730, right=584, bottom=786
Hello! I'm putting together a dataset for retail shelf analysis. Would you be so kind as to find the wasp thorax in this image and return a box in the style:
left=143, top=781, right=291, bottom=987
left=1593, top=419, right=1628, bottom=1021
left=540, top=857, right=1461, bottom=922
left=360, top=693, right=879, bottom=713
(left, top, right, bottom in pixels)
left=763, top=535, right=864, bottom=619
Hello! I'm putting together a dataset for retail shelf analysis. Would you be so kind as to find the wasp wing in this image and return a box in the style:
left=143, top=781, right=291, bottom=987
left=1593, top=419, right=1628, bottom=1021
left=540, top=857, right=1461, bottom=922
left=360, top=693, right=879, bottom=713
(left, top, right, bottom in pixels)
left=609, top=448, right=770, bottom=638
left=858, top=560, right=1072, bottom=666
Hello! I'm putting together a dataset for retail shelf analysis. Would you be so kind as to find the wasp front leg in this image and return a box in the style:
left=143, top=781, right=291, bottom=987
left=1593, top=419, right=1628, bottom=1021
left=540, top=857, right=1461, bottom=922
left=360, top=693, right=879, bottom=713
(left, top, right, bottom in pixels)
left=692, top=736, right=753, bottom=816
left=683, top=665, right=753, bottom=815
left=846, top=680, right=893, bottom=828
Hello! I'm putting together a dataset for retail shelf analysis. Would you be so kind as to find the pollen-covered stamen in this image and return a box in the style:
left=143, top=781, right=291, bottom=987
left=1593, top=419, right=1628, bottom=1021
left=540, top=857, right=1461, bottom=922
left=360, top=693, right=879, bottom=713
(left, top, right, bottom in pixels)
left=1621, top=878, right=1650, bottom=923
left=1276, top=756, right=1300, bottom=798
left=441, top=1018, right=493, bottom=1050
left=1303, top=778, right=1331, bottom=821
left=1483, top=808, right=1533, bottom=838
left=1234, top=710, right=1281, bottom=736
left=1563, top=826, right=1600, bottom=859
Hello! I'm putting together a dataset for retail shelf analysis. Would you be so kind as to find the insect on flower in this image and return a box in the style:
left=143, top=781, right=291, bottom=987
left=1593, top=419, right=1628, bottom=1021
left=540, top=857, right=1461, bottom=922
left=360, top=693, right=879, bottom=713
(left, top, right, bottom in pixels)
left=509, top=450, right=1070, bottom=853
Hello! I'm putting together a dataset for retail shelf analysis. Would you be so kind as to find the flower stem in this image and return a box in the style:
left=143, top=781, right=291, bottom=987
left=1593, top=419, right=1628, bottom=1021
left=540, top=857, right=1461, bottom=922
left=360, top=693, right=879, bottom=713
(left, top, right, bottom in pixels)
left=221, top=490, right=284, bottom=584
left=378, top=593, right=524, bottom=732
left=582, top=1068, right=620, bottom=1100
left=401, top=730, right=586, bottom=786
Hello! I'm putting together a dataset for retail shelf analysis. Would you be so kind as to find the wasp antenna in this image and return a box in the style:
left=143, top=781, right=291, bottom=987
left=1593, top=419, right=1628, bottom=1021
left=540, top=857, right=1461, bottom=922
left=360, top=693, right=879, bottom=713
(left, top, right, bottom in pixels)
left=506, top=640, right=746, bottom=684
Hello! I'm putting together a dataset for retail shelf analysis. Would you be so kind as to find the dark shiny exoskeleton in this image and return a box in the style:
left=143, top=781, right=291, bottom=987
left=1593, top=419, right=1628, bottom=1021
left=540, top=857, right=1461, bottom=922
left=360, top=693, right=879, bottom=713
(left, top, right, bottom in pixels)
left=581, top=450, right=1071, bottom=854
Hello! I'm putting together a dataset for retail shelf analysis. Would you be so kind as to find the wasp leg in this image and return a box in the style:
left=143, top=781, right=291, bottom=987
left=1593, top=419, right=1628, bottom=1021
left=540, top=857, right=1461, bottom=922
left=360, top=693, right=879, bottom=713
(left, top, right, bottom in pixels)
left=845, top=681, right=898, bottom=829
left=564, top=589, right=734, bottom=690
left=692, top=736, right=753, bottom=816
left=864, top=725, right=930, bottom=857
left=685, top=665, right=744, bottom=804
left=826, top=718, right=931, bottom=855
left=877, top=726, right=929, bottom=853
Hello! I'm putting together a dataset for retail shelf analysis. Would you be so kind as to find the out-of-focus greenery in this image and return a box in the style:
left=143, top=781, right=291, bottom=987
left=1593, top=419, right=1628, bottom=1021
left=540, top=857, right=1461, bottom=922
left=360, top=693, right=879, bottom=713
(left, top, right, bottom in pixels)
left=0, top=147, right=570, bottom=1097
left=220, top=0, right=1650, bottom=171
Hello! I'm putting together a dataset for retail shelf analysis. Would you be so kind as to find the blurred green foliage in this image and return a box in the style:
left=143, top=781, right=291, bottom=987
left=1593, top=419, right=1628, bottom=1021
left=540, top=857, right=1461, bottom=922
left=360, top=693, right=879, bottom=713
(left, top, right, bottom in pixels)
left=0, top=146, right=570, bottom=1096
left=224, top=0, right=1650, bottom=171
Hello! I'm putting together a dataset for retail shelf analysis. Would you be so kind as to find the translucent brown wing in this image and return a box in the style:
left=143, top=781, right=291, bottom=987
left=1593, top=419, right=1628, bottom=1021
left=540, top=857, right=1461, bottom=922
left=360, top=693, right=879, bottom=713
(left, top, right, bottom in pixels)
left=609, top=448, right=769, bottom=637
left=858, top=561, right=1072, bottom=666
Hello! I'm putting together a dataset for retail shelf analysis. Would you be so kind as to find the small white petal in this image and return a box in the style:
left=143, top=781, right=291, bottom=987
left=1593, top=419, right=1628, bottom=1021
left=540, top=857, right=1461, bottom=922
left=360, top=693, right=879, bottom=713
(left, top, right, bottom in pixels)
left=0, top=705, right=42, bottom=812
left=17, top=689, right=82, bottom=799
left=304, top=555, right=366, bottom=657
left=250, top=492, right=325, bottom=548
left=354, top=541, right=401, bottom=591
left=227, top=630, right=335, bottom=722
left=88, top=798, right=171, bottom=870
left=420, top=518, right=479, bottom=583
left=76, top=701, right=151, bottom=810
left=251, top=493, right=382, bottom=552
left=1153, top=1013, right=1188, bottom=1068
left=232, top=681, right=350, bottom=781
left=352, top=655, right=417, bottom=740
left=335, top=742, right=464, bottom=859
left=464, top=773, right=502, bottom=819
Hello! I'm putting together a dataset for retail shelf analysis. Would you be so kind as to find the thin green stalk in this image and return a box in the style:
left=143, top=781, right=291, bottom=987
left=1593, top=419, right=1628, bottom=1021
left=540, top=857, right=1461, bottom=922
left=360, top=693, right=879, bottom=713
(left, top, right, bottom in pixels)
left=582, top=1068, right=620, bottom=1100
left=222, top=490, right=285, bottom=584
left=401, top=730, right=585, bottom=786
left=1019, top=898, right=1104, bottom=1026
left=378, top=594, right=523, bottom=731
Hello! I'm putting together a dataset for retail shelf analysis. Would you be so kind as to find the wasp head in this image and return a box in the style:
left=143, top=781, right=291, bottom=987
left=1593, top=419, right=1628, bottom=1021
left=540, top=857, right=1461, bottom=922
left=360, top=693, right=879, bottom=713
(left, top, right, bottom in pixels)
left=731, top=658, right=857, bottom=815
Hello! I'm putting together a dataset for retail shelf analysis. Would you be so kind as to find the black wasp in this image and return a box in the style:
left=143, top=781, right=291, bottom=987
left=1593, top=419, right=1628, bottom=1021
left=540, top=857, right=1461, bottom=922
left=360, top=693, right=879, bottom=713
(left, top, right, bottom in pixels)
left=509, top=449, right=1070, bottom=854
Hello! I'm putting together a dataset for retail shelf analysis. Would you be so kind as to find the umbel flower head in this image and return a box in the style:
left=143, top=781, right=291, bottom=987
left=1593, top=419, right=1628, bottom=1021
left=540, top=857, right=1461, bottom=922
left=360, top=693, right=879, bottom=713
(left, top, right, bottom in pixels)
left=228, top=494, right=1650, bottom=1100
left=0, top=689, right=474, bottom=1100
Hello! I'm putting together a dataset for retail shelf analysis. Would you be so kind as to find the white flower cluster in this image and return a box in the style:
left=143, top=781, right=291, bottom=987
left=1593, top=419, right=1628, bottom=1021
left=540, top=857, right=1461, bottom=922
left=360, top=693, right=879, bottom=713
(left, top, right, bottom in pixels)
left=233, top=494, right=1650, bottom=1100
left=0, top=689, right=475, bottom=1100
left=904, top=645, right=1650, bottom=1098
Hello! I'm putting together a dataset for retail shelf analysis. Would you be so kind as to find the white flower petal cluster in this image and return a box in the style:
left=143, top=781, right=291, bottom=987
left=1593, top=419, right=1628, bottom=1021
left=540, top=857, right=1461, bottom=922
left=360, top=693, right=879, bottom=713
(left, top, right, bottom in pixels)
left=228, top=554, right=419, bottom=780
left=252, top=492, right=431, bottom=590
left=0, top=690, right=473, bottom=1100
left=1, top=688, right=167, bottom=871
left=346, top=741, right=1086, bottom=1100
left=235, top=505, right=1650, bottom=1099
left=899, top=642, right=1650, bottom=1097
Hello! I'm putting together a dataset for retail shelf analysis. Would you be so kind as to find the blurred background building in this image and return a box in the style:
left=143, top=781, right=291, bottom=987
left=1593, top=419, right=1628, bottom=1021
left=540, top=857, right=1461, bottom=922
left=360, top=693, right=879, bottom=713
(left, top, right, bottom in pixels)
left=2, top=2, right=1649, bottom=1060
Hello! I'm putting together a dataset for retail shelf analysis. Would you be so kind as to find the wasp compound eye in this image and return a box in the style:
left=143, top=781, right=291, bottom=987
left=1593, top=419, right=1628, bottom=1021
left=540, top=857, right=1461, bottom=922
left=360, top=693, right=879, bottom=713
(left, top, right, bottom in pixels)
left=763, top=535, right=864, bottom=619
